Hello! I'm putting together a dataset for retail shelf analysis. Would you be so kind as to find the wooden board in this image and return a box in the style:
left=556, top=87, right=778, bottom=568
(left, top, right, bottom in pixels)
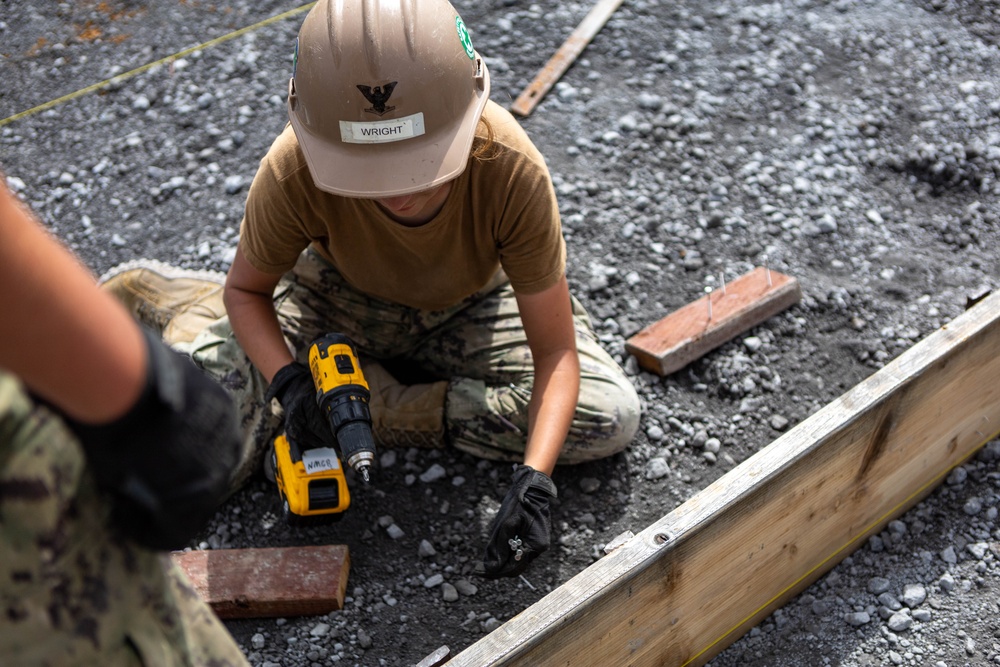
left=446, top=290, right=1000, bottom=666
left=625, top=266, right=801, bottom=376
left=509, top=0, right=625, bottom=117
left=172, top=545, right=350, bottom=619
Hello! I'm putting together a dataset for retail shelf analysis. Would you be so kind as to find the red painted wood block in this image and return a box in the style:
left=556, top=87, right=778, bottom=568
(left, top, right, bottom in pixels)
left=172, top=545, right=350, bottom=619
left=625, top=267, right=801, bottom=376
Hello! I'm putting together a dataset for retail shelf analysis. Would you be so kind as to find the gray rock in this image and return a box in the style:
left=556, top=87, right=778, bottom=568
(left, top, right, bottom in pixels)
left=901, top=584, right=926, bottom=608
left=691, top=430, right=708, bottom=449
left=646, top=424, right=665, bottom=441
left=224, top=175, right=245, bottom=194
left=967, top=542, right=989, bottom=560
left=811, top=599, right=833, bottom=615
left=963, top=497, right=983, bottom=515
left=454, top=579, right=478, bottom=596
left=682, top=250, right=704, bottom=270
left=845, top=611, right=870, bottom=626
left=420, top=463, right=447, bottom=483
left=423, top=573, right=444, bottom=588
left=867, top=577, right=891, bottom=595
left=645, top=457, right=670, bottom=480
left=380, top=450, right=397, bottom=468
left=947, top=466, right=968, bottom=485
left=877, top=592, right=901, bottom=611
left=309, top=623, right=330, bottom=637
left=418, top=539, right=437, bottom=558
left=886, top=611, right=911, bottom=632
left=770, top=415, right=789, bottom=431
left=441, top=583, right=459, bottom=602
left=482, top=617, right=502, bottom=632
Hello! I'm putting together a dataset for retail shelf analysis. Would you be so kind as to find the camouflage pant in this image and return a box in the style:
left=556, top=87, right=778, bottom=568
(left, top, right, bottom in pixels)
left=0, top=373, right=248, bottom=667
left=181, top=248, right=640, bottom=491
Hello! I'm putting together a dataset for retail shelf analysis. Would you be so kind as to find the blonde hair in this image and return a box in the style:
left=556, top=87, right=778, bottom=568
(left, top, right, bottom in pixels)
left=471, top=115, right=500, bottom=161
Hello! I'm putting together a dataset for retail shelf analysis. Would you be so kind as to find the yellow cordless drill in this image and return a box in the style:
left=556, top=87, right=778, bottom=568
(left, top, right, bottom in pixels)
left=272, top=333, right=377, bottom=524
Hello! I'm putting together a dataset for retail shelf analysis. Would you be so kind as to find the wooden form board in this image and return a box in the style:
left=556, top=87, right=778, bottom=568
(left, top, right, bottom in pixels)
left=509, top=0, right=625, bottom=117
left=446, top=291, right=1000, bottom=666
left=172, top=545, right=349, bottom=619
left=625, top=266, right=802, bottom=376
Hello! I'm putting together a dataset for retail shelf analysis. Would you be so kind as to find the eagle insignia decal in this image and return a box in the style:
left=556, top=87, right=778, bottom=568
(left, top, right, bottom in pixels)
left=356, top=82, right=398, bottom=116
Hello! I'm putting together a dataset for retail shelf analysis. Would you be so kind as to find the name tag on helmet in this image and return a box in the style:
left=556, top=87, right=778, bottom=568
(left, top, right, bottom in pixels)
left=339, top=113, right=425, bottom=144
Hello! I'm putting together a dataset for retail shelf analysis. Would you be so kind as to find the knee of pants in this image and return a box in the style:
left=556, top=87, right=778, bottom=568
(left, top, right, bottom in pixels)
left=559, top=377, right=641, bottom=464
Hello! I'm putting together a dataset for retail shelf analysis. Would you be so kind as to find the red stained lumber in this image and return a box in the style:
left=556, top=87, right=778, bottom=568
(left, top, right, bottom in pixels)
left=625, top=266, right=801, bottom=376
left=172, top=545, right=350, bottom=619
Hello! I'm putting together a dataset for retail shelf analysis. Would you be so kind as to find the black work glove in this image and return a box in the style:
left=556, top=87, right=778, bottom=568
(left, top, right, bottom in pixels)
left=482, top=464, right=558, bottom=579
left=265, top=360, right=332, bottom=452
left=69, top=328, right=240, bottom=551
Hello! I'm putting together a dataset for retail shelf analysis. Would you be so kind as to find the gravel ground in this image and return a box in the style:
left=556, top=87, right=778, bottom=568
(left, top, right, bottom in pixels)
left=3, top=1, right=1000, bottom=666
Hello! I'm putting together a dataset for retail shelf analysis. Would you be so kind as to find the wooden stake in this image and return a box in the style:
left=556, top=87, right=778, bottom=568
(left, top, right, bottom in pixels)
left=171, top=545, right=350, bottom=619
left=509, top=0, right=625, bottom=117
left=446, top=289, right=1000, bottom=667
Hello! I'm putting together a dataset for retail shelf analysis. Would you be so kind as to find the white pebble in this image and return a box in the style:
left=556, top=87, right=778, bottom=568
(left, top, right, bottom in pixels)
left=419, top=463, right=447, bottom=483
left=645, top=457, right=670, bottom=480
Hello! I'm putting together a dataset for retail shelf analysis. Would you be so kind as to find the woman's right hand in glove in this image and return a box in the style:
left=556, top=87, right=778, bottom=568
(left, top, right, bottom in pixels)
left=265, top=361, right=333, bottom=451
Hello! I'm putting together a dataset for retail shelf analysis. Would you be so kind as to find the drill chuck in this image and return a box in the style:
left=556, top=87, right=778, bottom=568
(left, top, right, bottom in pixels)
left=337, top=422, right=375, bottom=483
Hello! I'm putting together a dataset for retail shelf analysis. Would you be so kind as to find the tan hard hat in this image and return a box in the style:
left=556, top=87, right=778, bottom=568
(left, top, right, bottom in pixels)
left=287, top=0, right=491, bottom=198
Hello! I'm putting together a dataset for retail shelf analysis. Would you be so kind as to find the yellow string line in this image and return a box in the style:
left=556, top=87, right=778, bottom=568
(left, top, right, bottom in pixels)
left=0, top=2, right=315, bottom=128
left=680, top=441, right=987, bottom=667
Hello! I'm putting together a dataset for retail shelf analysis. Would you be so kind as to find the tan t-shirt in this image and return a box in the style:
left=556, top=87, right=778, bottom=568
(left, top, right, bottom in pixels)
left=239, top=100, right=566, bottom=311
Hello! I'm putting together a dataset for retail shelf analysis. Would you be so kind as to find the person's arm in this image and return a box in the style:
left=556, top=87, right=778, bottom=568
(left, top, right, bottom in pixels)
left=0, top=180, right=146, bottom=423
left=223, top=245, right=294, bottom=383
left=481, top=274, right=577, bottom=579
left=515, top=274, right=580, bottom=476
left=0, top=177, right=241, bottom=550
left=225, top=244, right=334, bottom=452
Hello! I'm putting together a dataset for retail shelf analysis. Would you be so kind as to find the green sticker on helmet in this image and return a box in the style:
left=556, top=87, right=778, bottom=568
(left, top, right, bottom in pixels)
left=456, top=16, right=474, bottom=60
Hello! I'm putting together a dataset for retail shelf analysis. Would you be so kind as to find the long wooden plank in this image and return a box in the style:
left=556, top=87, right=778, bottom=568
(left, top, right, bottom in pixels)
left=509, top=0, right=625, bottom=117
left=625, top=267, right=802, bottom=376
left=447, top=291, right=1000, bottom=666
left=172, top=545, right=350, bottom=619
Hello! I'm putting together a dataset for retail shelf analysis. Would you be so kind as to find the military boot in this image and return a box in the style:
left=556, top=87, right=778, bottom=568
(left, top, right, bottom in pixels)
left=100, top=259, right=227, bottom=345
left=363, top=361, right=447, bottom=449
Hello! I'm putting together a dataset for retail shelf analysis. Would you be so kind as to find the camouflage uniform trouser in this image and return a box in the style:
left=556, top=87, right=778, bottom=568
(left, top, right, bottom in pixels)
left=0, top=373, right=248, bottom=667
left=179, top=247, right=640, bottom=491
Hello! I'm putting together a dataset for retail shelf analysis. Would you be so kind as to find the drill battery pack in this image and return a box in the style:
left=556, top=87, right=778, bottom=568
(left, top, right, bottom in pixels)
left=272, top=433, right=351, bottom=526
